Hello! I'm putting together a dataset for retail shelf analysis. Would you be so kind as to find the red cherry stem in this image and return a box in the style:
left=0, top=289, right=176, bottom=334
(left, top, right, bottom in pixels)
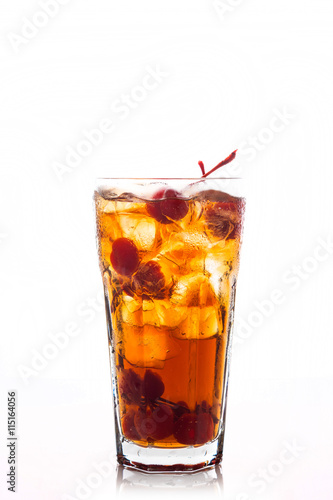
left=200, top=150, right=237, bottom=178
left=198, top=161, right=205, bottom=176
left=158, top=397, right=190, bottom=411
left=139, top=396, right=189, bottom=412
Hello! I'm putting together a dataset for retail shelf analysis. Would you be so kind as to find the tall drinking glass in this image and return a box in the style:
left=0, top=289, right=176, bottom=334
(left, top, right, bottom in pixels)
left=94, top=178, right=245, bottom=472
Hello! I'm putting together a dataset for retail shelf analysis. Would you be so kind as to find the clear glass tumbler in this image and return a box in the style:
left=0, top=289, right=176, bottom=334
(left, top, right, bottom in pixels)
left=94, top=177, right=245, bottom=472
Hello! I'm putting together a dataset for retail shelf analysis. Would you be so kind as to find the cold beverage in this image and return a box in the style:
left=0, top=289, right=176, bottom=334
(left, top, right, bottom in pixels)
left=94, top=178, right=245, bottom=471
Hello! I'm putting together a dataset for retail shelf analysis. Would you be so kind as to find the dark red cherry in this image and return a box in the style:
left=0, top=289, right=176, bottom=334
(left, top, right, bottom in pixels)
left=142, top=370, right=165, bottom=401
left=146, top=189, right=171, bottom=224
left=134, top=408, right=155, bottom=440
left=150, top=404, right=174, bottom=440
left=196, top=413, right=214, bottom=443
left=134, top=404, right=174, bottom=441
left=110, top=238, right=140, bottom=276
left=133, top=260, right=166, bottom=298
left=118, top=368, right=143, bottom=405
left=122, top=409, right=141, bottom=441
left=146, top=188, right=189, bottom=224
left=174, top=413, right=196, bottom=445
left=174, top=412, right=214, bottom=445
left=160, top=189, right=189, bottom=221
left=206, top=201, right=243, bottom=240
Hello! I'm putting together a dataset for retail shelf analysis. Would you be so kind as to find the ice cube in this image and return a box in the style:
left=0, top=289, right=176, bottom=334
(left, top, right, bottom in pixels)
left=160, top=234, right=186, bottom=265
left=96, top=208, right=121, bottom=240
left=142, top=298, right=155, bottom=311
left=96, top=186, right=118, bottom=200
left=169, top=273, right=222, bottom=339
left=142, top=302, right=160, bottom=327
left=195, top=190, right=240, bottom=203
left=159, top=230, right=209, bottom=277
left=140, top=298, right=186, bottom=328
left=205, top=238, right=240, bottom=276
left=155, top=300, right=187, bottom=327
left=115, top=198, right=147, bottom=213
left=102, top=201, right=118, bottom=214
left=119, top=324, right=181, bottom=369
left=98, top=236, right=113, bottom=270
left=117, top=214, right=157, bottom=251
left=123, top=295, right=142, bottom=313
left=97, top=188, right=141, bottom=202
left=172, top=305, right=221, bottom=340
left=170, top=273, right=217, bottom=307
left=121, top=297, right=143, bottom=327
left=205, top=197, right=245, bottom=242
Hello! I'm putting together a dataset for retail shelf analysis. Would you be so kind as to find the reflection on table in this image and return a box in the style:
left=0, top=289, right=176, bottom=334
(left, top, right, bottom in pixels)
left=116, top=465, right=224, bottom=499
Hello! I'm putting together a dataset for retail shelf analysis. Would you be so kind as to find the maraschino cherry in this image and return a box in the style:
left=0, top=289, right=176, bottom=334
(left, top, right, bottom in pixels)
left=110, top=238, right=140, bottom=276
left=147, top=188, right=189, bottom=224
left=133, top=261, right=166, bottom=298
left=174, top=412, right=214, bottom=445
left=142, top=370, right=165, bottom=401
left=134, top=404, right=174, bottom=440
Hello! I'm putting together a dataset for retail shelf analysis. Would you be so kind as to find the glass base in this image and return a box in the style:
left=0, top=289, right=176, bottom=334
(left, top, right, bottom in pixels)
left=117, top=438, right=223, bottom=473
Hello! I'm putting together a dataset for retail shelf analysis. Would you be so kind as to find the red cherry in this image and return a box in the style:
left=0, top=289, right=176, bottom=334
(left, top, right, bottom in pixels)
left=174, top=413, right=196, bottom=445
left=174, top=412, right=214, bottom=445
left=206, top=201, right=243, bottom=240
left=118, top=368, right=143, bottom=405
left=174, top=413, right=197, bottom=445
left=122, top=409, right=141, bottom=441
left=133, top=260, right=166, bottom=298
left=134, top=404, right=174, bottom=441
left=196, top=413, right=214, bottom=443
left=150, top=404, right=174, bottom=440
left=111, top=238, right=139, bottom=276
left=146, top=188, right=189, bottom=224
left=147, top=189, right=171, bottom=224
left=160, top=189, right=189, bottom=221
left=134, top=408, right=156, bottom=440
left=142, top=370, right=165, bottom=401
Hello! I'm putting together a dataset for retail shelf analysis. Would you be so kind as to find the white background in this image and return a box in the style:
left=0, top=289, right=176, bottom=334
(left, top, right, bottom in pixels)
left=0, top=1, right=333, bottom=499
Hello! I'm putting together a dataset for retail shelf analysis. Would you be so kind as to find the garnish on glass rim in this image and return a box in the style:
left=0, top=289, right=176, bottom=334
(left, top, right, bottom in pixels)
left=198, top=150, right=237, bottom=178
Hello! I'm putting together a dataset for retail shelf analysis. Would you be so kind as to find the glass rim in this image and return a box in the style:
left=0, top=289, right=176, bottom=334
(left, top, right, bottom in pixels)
left=96, top=177, right=243, bottom=181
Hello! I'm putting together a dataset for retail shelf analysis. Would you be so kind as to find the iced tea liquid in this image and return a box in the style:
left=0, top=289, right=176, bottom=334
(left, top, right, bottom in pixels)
left=95, top=184, right=244, bottom=449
